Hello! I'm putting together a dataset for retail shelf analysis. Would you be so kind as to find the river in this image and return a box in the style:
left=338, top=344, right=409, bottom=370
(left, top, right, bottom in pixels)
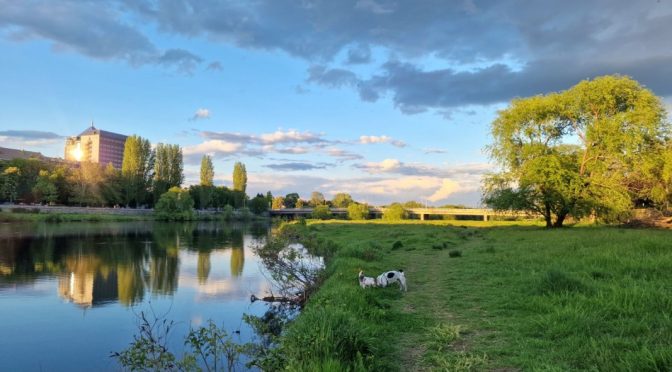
left=0, top=221, right=272, bottom=371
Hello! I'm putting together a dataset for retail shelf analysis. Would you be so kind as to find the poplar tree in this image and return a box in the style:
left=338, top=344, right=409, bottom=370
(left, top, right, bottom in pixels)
left=121, top=135, right=154, bottom=207
left=232, top=162, right=247, bottom=193
left=200, top=155, right=214, bottom=186
left=154, top=143, right=183, bottom=200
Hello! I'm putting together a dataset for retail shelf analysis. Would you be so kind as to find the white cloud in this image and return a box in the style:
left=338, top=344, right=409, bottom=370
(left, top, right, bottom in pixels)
left=359, top=135, right=406, bottom=147
left=183, top=140, right=241, bottom=155
left=190, top=108, right=211, bottom=121
left=259, top=130, right=324, bottom=144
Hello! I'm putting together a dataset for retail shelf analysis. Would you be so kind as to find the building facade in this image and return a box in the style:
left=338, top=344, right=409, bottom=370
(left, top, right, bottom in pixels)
left=64, top=125, right=127, bottom=168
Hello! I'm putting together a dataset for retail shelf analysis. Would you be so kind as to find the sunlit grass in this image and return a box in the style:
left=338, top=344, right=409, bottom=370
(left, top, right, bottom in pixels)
left=282, top=220, right=672, bottom=370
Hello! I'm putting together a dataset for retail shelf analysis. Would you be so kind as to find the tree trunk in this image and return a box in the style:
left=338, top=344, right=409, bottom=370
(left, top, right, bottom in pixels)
left=553, top=211, right=568, bottom=228
left=544, top=203, right=553, bottom=228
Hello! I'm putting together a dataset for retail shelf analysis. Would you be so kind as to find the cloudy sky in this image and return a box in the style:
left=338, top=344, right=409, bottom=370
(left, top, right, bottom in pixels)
left=1, top=0, right=671, bottom=206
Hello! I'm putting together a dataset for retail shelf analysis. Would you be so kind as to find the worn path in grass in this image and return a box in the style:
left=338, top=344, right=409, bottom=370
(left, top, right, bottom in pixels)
left=309, top=220, right=672, bottom=371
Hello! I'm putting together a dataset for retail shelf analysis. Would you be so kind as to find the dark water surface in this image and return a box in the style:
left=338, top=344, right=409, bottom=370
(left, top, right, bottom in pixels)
left=0, top=221, right=272, bottom=371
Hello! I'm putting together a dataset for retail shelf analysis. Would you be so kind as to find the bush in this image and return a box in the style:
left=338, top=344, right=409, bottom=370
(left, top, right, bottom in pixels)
left=154, top=187, right=195, bottom=221
left=448, top=250, right=462, bottom=257
left=383, top=203, right=408, bottom=221
left=249, top=194, right=269, bottom=215
left=391, top=240, right=404, bottom=250
left=347, top=203, right=369, bottom=220
left=312, top=204, right=332, bottom=220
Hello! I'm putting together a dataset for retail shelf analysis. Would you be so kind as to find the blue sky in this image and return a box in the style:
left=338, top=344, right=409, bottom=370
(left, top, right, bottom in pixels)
left=1, top=0, right=671, bottom=206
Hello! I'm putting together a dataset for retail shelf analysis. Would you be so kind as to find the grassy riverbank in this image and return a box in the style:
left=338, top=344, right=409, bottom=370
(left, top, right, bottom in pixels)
left=280, top=220, right=672, bottom=370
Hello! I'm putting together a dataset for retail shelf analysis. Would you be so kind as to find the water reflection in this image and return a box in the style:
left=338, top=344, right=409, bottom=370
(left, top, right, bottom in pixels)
left=0, top=221, right=268, bottom=308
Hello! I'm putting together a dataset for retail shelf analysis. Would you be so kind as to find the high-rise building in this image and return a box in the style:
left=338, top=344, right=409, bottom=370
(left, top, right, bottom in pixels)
left=64, top=124, right=127, bottom=168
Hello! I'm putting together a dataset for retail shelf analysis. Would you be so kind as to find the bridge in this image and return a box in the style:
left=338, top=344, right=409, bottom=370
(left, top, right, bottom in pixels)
left=269, top=207, right=530, bottom=221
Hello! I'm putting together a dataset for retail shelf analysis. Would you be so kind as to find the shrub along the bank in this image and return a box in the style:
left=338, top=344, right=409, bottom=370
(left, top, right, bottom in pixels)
left=347, top=203, right=370, bottom=220
left=312, top=204, right=332, bottom=220
left=383, top=203, right=408, bottom=220
left=154, top=187, right=195, bottom=221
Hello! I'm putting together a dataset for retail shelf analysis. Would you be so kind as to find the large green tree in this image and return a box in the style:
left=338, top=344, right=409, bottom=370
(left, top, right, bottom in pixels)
left=2, top=166, right=20, bottom=203
left=484, top=75, right=669, bottom=227
left=121, top=135, right=154, bottom=207
left=32, top=170, right=58, bottom=204
left=232, top=161, right=247, bottom=193
left=200, top=155, right=214, bottom=186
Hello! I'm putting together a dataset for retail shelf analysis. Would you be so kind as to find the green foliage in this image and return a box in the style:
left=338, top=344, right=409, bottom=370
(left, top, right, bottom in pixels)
left=2, top=166, right=20, bottom=203
left=283, top=193, right=300, bottom=208
left=154, top=187, right=194, bottom=221
left=331, top=192, right=354, bottom=208
left=249, top=193, right=269, bottom=215
left=311, top=204, right=331, bottom=219
left=153, top=143, right=183, bottom=201
left=200, top=155, right=214, bottom=187
left=485, top=75, right=670, bottom=227
left=221, top=205, right=234, bottom=220
left=310, top=191, right=325, bottom=206
left=232, top=162, right=247, bottom=193
left=32, top=170, right=58, bottom=204
left=122, top=135, right=154, bottom=207
left=347, top=203, right=370, bottom=220
left=383, top=203, right=408, bottom=220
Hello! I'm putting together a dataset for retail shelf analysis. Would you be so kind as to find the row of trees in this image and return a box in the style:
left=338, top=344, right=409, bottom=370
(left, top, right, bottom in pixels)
left=484, top=75, right=672, bottom=227
left=0, top=135, right=262, bottom=213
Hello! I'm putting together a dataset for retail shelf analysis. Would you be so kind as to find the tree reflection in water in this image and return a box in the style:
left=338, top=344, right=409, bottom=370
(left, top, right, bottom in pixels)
left=0, top=221, right=269, bottom=308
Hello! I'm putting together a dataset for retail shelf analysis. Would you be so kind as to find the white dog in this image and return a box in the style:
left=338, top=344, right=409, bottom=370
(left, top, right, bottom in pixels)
left=358, top=270, right=377, bottom=289
left=376, top=269, right=407, bottom=291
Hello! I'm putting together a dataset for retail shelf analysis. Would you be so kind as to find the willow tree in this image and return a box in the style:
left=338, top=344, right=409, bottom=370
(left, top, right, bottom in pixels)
left=484, top=75, right=669, bottom=227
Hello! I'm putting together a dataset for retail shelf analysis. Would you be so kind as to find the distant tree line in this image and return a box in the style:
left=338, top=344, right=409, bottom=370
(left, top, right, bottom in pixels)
left=0, top=136, right=271, bottom=216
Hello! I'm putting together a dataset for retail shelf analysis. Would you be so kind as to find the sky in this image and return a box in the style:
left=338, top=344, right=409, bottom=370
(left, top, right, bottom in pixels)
left=1, top=0, right=672, bottom=206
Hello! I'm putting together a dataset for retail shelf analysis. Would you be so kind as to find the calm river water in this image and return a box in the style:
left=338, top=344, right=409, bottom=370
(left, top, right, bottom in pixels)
left=0, top=221, right=272, bottom=371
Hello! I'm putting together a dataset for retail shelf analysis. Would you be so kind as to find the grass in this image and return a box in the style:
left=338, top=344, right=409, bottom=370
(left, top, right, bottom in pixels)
left=278, top=220, right=672, bottom=371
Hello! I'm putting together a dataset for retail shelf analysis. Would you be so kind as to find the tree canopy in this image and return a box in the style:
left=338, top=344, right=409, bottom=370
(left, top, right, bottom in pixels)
left=484, top=75, right=670, bottom=227
left=331, top=193, right=354, bottom=208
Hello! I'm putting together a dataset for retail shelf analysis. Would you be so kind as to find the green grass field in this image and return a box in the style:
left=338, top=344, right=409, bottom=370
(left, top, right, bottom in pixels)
left=280, top=220, right=672, bottom=371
